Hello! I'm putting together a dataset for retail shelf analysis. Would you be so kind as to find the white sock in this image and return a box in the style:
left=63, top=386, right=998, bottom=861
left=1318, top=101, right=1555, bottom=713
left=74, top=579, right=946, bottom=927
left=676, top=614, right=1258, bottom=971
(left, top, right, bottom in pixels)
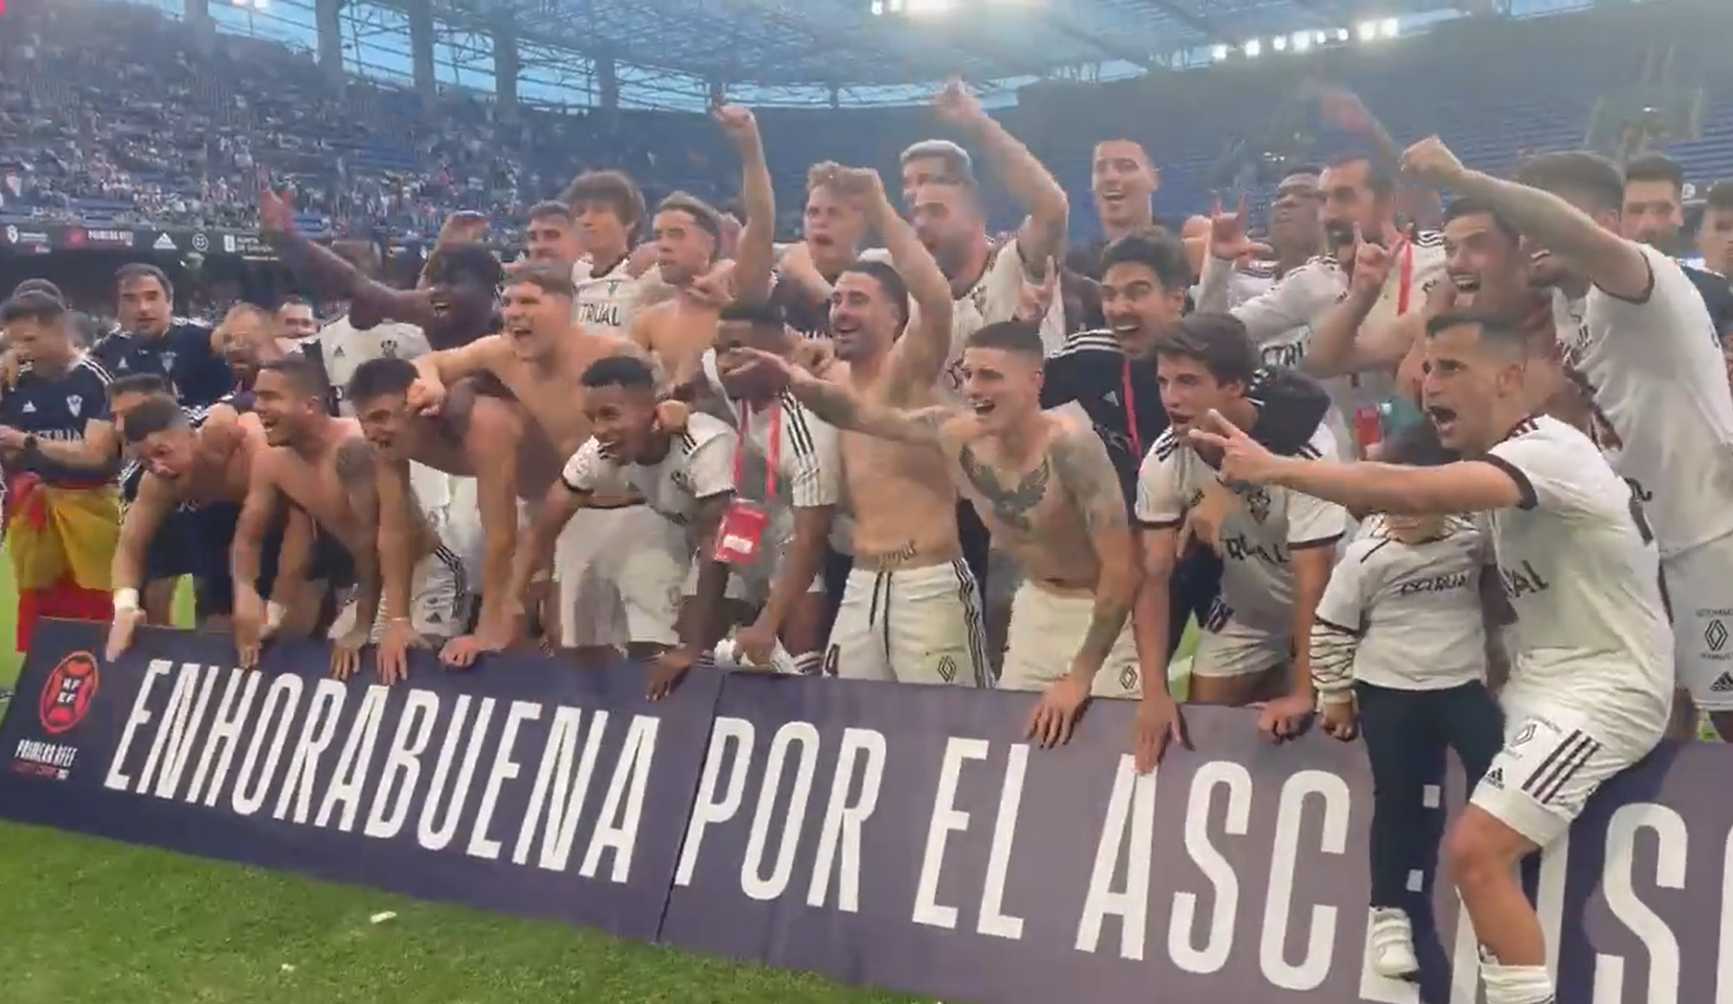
left=1481, top=959, right=1555, bottom=1004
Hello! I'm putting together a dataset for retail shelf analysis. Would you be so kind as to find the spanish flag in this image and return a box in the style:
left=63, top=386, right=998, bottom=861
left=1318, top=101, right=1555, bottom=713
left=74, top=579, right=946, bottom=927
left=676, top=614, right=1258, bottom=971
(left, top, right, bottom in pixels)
left=5, top=472, right=120, bottom=651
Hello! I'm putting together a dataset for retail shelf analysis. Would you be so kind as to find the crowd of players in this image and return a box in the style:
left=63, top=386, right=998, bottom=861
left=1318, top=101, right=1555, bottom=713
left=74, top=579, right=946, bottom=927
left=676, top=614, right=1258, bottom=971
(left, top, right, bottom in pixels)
left=4, top=71, right=1733, bottom=1002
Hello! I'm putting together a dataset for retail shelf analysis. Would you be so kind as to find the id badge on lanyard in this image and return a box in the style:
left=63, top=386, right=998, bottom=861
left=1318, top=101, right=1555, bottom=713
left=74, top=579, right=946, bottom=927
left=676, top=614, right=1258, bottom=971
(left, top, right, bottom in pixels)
left=713, top=400, right=781, bottom=566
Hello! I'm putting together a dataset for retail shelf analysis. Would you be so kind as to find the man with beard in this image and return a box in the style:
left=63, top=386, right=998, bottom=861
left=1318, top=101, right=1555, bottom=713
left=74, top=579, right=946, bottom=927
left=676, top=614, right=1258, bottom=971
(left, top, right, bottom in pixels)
left=215, top=303, right=289, bottom=405
left=275, top=295, right=319, bottom=344
left=1621, top=153, right=1733, bottom=337
left=1200, top=154, right=1445, bottom=456
left=629, top=105, right=775, bottom=389
left=1191, top=309, right=1670, bottom=1004
left=564, top=170, right=652, bottom=335
left=231, top=357, right=379, bottom=678
left=802, top=167, right=986, bottom=686
left=94, top=264, right=233, bottom=407
left=104, top=396, right=314, bottom=659
left=1305, top=198, right=1570, bottom=427
left=1404, top=137, right=1733, bottom=743
left=905, top=80, right=1070, bottom=368
left=769, top=162, right=869, bottom=341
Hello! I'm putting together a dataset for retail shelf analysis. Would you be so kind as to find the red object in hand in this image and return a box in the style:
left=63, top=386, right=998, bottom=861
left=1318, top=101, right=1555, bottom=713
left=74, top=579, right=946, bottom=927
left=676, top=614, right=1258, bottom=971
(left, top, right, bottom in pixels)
left=1354, top=405, right=1383, bottom=455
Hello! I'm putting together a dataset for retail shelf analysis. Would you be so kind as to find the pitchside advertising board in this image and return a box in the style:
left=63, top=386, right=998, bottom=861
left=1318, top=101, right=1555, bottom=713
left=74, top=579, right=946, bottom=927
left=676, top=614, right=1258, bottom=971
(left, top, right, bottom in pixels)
left=3, top=622, right=1732, bottom=1003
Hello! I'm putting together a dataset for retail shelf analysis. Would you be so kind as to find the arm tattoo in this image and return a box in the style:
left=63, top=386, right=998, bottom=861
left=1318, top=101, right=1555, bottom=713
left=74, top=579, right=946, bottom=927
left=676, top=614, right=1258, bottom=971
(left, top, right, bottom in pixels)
left=335, top=438, right=376, bottom=487
left=1048, top=427, right=1130, bottom=534
left=958, top=444, right=1049, bottom=532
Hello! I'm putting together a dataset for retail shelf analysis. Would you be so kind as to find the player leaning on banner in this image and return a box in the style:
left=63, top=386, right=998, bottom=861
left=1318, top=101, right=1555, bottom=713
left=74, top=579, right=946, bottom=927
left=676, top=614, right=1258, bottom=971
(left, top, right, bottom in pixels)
left=1189, top=308, right=1671, bottom=1004
left=737, top=321, right=1145, bottom=749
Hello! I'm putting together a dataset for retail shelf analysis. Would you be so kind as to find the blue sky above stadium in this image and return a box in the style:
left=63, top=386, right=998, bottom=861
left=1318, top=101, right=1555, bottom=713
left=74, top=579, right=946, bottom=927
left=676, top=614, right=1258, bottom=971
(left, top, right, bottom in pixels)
left=130, top=0, right=1604, bottom=110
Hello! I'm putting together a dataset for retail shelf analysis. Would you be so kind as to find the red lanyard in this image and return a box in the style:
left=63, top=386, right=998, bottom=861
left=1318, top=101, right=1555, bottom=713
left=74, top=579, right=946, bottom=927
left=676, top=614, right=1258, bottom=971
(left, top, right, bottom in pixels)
left=734, top=400, right=782, bottom=497
left=1121, top=358, right=1143, bottom=459
left=1394, top=238, right=1415, bottom=315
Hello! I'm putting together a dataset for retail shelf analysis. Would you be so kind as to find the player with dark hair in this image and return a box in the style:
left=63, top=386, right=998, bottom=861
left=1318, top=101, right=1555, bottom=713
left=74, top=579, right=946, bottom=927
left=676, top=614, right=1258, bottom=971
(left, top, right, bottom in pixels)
left=0, top=290, right=122, bottom=650
left=1308, top=420, right=1509, bottom=980
left=231, top=356, right=380, bottom=677
left=1135, top=312, right=1348, bottom=744
left=742, top=319, right=1144, bottom=735
left=1699, top=179, right=1733, bottom=280
left=95, top=262, right=232, bottom=407
left=1617, top=152, right=1733, bottom=335
left=525, top=201, right=583, bottom=267
left=564, top=169, right=651, bottom=334
left=275, top=294, right=318, bottom=342
left=509, top=355, right=738, bottom=698
left=1190, top=307, right=1669, bottom=1004
left=629, top=106, right=776, bottom=390
left=104, top=394, right=315, bottom=660
left=1405, top=136, right=1733, bottom=742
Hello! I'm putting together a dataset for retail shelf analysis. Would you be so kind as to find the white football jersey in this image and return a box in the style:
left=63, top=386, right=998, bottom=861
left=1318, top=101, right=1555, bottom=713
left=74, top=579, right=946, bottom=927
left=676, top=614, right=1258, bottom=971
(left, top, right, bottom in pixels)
left=1483, top=414, right=1672, bottom=735
left=699, top=350, right=842, bottom=520
left=1555, top=242, right=1733, bottom=557
left=315, top=315, right=430, bottom=416
left=569, top=255, right=645, bottom=334
left=1135, top=422, right=1349, bottom=633
left=1315, top=514, right=1490, bottom=691
left=560, top=411, right=736, bottom=533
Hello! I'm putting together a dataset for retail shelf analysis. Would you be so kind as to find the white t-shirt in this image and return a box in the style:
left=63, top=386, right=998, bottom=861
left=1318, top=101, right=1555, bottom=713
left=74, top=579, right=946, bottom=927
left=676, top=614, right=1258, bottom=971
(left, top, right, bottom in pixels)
left=1315, top=514, right=1489, bottom=691
left=1483, top=414, right=1672, bottom=735
left=560, top=411, right=736, bottom=532
left=314, top=315, right=430, bottom=416
left=1555, top=242, right=1733, bottom=557
left=868, top=237, right=1067, bottom=400
left=569, top=255, right=646, bottom=334
left=1135, top=422, right=1349, bottom=632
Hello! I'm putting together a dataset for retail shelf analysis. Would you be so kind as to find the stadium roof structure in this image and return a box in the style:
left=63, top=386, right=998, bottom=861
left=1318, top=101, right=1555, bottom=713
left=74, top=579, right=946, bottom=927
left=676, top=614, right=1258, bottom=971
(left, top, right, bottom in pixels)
left=189, top=0, right=1605, bottom=109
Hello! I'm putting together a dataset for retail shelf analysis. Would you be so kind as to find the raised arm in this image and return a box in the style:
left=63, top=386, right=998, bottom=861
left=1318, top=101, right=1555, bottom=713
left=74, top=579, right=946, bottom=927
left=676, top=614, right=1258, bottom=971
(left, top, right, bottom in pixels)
left=933, top=77, right=1069, bottom=271
left=260, top=187, right=434, bottom=329
left=837, top=169, right=954, bottom=388
left=1301, top=239, right=1420, bottom=378
left=714, top=104, right=775, bottom=304
left=1402, top=136, right=1650, bottom=301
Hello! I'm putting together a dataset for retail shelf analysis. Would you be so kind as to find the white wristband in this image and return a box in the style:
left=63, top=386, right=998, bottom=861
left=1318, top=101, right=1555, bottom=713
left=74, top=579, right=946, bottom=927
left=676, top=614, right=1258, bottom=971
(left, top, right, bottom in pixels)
left=266, top=601, right=286, bottom=629
left=113, top=588, right=140, bottom=612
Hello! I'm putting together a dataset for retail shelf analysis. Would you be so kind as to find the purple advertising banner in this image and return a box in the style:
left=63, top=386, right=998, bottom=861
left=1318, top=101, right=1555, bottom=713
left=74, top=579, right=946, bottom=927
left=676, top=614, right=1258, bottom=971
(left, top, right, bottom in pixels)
left=661, top=674, right=1729, bottom=1004
left=0, top=621, right=723, bottom=940
left=3, top=622, right=1729, bottom=1003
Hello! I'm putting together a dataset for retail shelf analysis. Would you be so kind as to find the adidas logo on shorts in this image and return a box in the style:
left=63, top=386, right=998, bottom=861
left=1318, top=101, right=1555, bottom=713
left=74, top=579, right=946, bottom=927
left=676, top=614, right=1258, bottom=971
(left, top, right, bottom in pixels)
left=1712, top=672, right=1733, bottom=694
left=1482, top=768, right=1505, bottom=790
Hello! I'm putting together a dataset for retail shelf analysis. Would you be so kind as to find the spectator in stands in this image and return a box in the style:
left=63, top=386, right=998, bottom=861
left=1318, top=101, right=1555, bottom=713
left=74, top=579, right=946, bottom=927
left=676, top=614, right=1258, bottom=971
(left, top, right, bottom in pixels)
left=0, top=290, right=121, bottom=651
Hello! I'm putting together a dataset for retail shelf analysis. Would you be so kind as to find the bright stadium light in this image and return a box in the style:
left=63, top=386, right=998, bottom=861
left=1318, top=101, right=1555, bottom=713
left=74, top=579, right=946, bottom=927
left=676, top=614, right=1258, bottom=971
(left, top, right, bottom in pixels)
left=1357, top=20, right=1378, bottom=41
left=1211, top=43, right=1229, bottom=61
left=1335, top=27, right=1350, bottom=42
left=905, top=0, right=952, bottom=15
left=1380, top=17, right=1400, bottom=38
left=1272, top=35, right=1287, bottom=52
left=1243, top=38, right=1261, bottom=58
left=870, top=0, right=883, bottom=14
left=1292, top=31, right=1312, bottom=52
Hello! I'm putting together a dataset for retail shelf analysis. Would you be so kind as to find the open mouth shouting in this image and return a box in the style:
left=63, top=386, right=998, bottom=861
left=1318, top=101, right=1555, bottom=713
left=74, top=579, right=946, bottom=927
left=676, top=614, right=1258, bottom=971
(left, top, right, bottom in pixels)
left=1426, top=405, right=1458, bottom=440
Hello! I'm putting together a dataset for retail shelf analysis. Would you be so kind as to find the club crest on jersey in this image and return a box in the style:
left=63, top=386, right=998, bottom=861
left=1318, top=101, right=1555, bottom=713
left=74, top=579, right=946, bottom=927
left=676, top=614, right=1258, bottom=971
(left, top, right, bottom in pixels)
left=381, top=339, right=398, bottom=357
left=65, top=394, right=82, bottom=417
left=1240, top=485, right=1273, bottom=524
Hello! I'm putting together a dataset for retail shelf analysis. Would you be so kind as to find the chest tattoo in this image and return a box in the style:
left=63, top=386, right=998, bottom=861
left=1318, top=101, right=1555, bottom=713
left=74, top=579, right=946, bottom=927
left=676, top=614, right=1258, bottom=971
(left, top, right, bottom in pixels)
left=959, top=444, right=1050, bottom=532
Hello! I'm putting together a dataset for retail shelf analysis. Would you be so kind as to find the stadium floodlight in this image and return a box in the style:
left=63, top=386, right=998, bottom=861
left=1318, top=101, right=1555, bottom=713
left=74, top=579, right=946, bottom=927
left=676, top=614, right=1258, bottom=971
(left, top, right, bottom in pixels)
left=870, top=0, right=883, bottom=14
left=1243, top=39, right=1261, bottom=58
left=905, top=0, right=952, bottom=15
left=1292, top=31, right=1311, bottom=52
left=1272, top=35, right=1287, bottom=52
left=1210, top=43, right=1229, bottom=61
left=1335, top=27, right=1350, bottom=42
left=1380, top=17, right=1399, bottom=38
left=1357, top=21, right=1378, bottom=41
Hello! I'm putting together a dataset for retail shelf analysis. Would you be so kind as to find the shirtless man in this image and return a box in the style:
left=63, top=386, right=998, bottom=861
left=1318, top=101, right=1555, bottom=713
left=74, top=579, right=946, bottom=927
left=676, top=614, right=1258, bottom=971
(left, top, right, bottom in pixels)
left=232, top=357, right=380, bottom=678
left=800, top=168, right=984, bottom=686
left=104, top=396, right=312, bottom=660
left=407, top=264, right=660, bottom=662
left=744, top=321, right=1142, bottom=743
left=629, top=105, right=775, bottom=390
left=347, top=357, right=543, bottom=678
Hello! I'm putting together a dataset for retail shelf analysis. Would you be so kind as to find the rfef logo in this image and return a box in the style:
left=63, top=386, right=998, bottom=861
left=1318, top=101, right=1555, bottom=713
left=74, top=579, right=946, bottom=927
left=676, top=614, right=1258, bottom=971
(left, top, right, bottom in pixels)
left=39, top=652, right=100, bottom=734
